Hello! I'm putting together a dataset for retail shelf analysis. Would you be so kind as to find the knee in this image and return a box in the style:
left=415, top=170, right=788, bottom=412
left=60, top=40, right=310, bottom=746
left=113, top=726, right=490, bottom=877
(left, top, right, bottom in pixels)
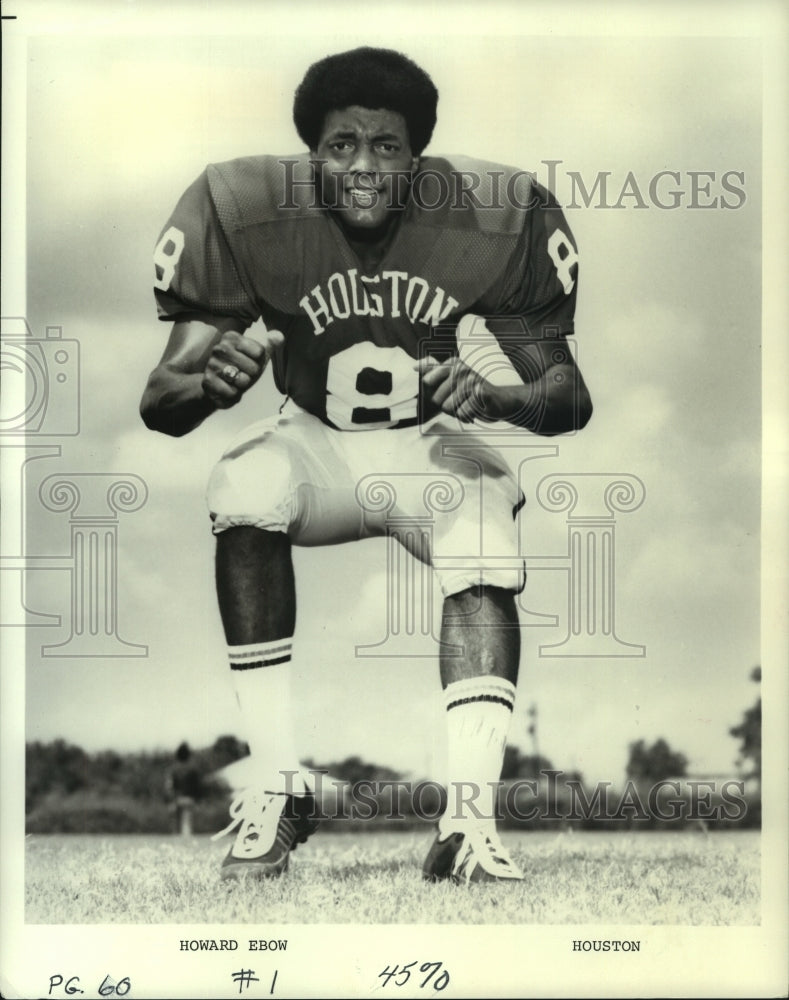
left=444, top=583, right=518, bottom=612
left=207, top=445, right=295, bottom=534
left=442, top=584, right=521, bottom=632
left=216, top=525, right=291, bottom=573
left=216, top=524, right=289, bottom=554
left=440, top=563, right=526, bottom=600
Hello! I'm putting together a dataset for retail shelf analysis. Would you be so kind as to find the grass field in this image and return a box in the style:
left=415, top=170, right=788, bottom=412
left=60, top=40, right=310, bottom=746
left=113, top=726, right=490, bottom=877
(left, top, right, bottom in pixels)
left=25, top=828, right=760, bottom=925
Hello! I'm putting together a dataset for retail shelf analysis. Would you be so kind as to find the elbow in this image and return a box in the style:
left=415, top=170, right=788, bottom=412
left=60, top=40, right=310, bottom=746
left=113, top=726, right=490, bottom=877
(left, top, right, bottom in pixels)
left=575, top=390, right=593, bottom=431
left=533, top=385, right=593, bottom=437
left=139, top=385, right=183, bottom=437
left=139, top=371, right=162, bottom=432
left=139, top=405, right=172, bottom=436
left=139, top=369, right=212, bottom=437
left=139, top=394, right=157, bottom=431
left=139, top=406, right=188, bottom=437
left=139, top=390, right=164, bottom=434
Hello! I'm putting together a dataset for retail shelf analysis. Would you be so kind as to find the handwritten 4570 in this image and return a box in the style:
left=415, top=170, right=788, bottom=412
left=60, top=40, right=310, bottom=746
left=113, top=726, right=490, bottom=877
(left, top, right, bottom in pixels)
left=379, top=961, right=450, bottom=991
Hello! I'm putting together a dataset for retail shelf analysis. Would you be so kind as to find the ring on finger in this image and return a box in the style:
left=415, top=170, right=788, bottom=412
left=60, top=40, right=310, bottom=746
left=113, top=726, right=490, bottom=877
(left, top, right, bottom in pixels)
left=222, top=364, right=240, bottom=384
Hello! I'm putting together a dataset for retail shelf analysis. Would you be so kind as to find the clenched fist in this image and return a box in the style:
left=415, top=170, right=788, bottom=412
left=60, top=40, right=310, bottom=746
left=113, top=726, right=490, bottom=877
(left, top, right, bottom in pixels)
left=416, top=355, right=498, bottom=423
left=202, top=323, right=285, bottom=409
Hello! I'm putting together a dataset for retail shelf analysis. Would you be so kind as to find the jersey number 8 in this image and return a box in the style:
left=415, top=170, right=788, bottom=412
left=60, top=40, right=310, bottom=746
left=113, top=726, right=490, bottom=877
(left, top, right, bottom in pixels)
left=326, top=342, right=419, bottom=430
left=153, top=226, right=185, bottom=292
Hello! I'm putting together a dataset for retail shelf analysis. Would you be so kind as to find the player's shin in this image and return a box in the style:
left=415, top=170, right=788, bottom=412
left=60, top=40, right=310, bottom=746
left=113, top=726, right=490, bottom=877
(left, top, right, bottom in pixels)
left=438, top=586, right=520, bottom=834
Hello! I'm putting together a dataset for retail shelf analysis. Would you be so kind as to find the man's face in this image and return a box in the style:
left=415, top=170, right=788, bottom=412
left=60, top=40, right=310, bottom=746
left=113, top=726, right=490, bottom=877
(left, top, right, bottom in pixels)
left=314, top=106, right=414, bottom=231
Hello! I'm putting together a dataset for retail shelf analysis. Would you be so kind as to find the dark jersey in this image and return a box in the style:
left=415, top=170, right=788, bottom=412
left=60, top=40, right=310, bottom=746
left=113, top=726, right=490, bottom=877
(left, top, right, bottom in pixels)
left=154, top=154, right=578, bottom=430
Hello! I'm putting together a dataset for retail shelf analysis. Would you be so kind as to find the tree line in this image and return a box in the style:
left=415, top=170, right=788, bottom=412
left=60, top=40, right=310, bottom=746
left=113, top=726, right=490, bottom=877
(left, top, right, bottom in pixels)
left=24, top=667, right=760, bottom=833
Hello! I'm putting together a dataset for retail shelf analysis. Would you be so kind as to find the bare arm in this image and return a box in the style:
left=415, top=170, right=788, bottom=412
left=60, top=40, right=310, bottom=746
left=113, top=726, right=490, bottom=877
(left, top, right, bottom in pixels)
left=140, top=317, right=283, bottom=437
left=418, top=318, right=592, bottom=436
left=478, top=335, right=593, bottom=435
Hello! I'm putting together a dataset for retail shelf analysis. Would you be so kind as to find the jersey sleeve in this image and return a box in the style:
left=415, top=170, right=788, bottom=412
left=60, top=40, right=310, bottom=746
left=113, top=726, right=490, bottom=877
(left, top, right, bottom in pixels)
left=153, top=169, right=260, bottom=325
left=491, top=180, right=579, bottom=338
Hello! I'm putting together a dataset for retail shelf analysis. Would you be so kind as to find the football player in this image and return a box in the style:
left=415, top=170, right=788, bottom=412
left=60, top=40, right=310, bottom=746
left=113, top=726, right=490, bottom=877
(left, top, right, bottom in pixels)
left=140, top=47, right=592, bottom=885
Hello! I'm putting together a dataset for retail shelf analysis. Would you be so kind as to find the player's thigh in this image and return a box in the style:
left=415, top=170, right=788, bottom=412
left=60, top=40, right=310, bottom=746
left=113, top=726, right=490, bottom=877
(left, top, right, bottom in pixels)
left=385, top=423, right=526, bottom=596
left=205, top=410, right=375, bottom=545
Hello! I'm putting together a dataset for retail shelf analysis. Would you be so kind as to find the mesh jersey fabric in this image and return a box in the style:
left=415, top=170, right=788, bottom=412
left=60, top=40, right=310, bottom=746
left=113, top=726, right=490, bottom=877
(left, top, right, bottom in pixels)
left=153, top=153, right=578, bottom=429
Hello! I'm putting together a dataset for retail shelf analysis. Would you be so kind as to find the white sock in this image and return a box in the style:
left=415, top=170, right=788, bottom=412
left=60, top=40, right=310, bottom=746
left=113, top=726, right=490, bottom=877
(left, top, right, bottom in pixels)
left=228, top=639, right=305, bottom=795
left=441, top=675, right=516, bottom=834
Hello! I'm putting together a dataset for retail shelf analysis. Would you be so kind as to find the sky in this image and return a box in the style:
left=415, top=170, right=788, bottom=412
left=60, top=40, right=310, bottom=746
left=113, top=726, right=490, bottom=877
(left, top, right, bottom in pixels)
left=2, top=22, right=770, bottom=788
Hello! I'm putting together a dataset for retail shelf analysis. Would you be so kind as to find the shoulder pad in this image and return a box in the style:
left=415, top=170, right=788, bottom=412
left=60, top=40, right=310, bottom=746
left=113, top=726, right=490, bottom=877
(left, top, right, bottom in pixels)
left=415, top=155, right=540, bottom=234
left=207, top=154, right=317, bottom=229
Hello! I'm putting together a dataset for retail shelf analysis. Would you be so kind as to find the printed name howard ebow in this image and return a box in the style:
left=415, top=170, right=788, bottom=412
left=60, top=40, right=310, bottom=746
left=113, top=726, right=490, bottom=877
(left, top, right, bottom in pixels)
left=179, top=939, right=288, bottom=951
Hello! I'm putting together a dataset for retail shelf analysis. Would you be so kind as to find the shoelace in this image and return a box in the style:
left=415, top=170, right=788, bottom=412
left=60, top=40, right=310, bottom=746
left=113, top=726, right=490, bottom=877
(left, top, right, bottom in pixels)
left=456, top=826, right=522, bottom=878
left=211, top=792, right=278, bottom=842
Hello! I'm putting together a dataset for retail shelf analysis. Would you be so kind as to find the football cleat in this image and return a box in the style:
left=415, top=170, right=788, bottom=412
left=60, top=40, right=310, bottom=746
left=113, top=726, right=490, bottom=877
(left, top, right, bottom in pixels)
left=422, top=825, right=524, bottom=884
left=212, top=789, right=319, bottom=880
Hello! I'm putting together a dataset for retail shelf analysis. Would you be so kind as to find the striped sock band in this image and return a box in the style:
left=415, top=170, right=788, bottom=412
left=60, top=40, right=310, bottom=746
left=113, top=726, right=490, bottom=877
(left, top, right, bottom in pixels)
left=444, top=675, right=516, bottom=715
left=228, top=638, right=293, bottom=672
left=228, top=638, right=300, bottom=792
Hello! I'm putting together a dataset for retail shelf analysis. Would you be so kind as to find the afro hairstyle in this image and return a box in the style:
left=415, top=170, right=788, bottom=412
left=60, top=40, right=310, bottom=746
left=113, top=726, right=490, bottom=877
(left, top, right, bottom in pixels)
left=293, top=47, right=438, bottom=155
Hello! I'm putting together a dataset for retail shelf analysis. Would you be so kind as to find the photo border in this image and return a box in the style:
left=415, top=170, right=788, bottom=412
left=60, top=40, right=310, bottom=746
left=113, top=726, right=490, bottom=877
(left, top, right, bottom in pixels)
left=2, top=2, right=787, bottom=997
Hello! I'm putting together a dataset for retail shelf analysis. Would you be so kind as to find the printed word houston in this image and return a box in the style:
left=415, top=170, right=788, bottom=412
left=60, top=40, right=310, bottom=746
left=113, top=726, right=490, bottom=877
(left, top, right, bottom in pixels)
left=573, top=940, right=641, bottom=952
left=299, top=269, right=459, bottom=335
